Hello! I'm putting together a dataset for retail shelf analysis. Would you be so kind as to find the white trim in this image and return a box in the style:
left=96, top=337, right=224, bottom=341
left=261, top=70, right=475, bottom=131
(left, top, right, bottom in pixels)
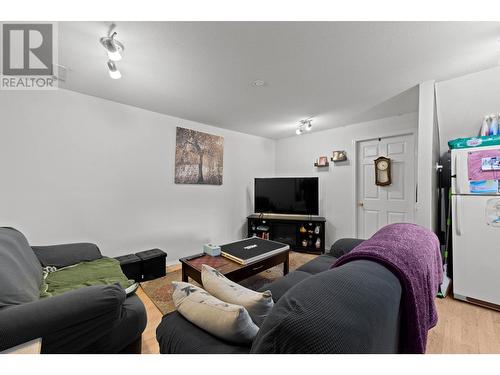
left=352, top=128, right=417, bottom=238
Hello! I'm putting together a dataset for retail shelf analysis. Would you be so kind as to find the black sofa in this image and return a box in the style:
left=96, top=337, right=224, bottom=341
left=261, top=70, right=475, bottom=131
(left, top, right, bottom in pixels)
left=0, top=227, right=147, bottom=354
left=156, top=238, right=403, bottom=354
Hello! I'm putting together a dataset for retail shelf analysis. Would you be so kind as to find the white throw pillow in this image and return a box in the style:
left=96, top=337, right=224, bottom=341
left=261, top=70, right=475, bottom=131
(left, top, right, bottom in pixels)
left=171, top=281, right=259, bottom=344
left=201, top=264, right=274, bottom=326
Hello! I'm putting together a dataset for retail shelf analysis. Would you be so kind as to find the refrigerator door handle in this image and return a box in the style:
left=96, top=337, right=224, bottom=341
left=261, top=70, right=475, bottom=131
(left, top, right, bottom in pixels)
left=455, top=195, right=462, bottom=236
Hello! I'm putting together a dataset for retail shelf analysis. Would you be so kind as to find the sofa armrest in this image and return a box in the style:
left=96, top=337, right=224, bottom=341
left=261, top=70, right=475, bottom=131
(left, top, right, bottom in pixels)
left=32, top=243, right=102, bottom=267
left=329, top=238, right=365, bottom=258
left=0, top=284, right=125, bottom=352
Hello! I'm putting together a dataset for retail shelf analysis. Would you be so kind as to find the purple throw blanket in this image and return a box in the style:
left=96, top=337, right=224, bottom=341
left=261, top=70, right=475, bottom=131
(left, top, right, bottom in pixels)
left=331, top=223, right=442, bottom=354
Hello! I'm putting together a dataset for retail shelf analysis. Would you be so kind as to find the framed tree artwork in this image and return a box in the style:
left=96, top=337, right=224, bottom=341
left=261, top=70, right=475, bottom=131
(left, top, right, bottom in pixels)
left=175, top=127, right=224, bottom=185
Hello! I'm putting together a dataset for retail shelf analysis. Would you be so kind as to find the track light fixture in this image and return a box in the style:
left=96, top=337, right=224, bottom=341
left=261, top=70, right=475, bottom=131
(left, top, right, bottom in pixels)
left=296, top=118, right=313, bottom=135
left=100, top=24, right=124, bottom=79
left=100, top=25, right=124, bottom=61
left=107, top=60, right=122, bottom=79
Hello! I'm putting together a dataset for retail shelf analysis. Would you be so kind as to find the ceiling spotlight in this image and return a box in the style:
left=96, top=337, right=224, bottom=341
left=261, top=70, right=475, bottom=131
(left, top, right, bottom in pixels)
left=100, top=28, right=124, bottom=62
left=107, top=60, right=121, bottom=79
left=303, top=119, right=313, bottom=131
left=296, top=118, right=313, bottom=135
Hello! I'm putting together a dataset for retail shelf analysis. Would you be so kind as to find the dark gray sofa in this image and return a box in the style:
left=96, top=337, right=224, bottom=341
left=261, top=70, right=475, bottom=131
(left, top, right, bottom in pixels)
left=0, top=227, right=147, bottom=354
left=156, top=238, right=403, bottom=354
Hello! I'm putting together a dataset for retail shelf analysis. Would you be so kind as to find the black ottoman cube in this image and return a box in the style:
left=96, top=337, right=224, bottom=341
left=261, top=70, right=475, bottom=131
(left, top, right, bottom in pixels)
left=115, top=254, right=143, bottom=282
left=136, top=248, right=167, bottom=281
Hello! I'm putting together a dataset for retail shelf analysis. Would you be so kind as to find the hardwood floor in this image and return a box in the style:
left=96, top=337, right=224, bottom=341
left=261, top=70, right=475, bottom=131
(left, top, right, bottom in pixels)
left=427, top=297, right=500, bottom=353
left=137, top=271, right=500, bottom=354
left=137, top=287, right=162, bottom=354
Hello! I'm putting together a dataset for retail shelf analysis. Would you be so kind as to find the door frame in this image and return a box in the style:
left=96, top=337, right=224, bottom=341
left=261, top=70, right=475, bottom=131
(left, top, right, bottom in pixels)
left=352, top=129, right=417, bottom=238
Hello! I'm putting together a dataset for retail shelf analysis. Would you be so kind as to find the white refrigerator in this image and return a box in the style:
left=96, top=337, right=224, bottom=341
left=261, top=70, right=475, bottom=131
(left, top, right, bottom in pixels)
left=451, top=144, right=500, bottom=308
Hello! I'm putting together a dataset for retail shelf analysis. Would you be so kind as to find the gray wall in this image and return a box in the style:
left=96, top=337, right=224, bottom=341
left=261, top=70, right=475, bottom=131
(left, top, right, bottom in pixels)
left=0, top=89, right=275, bottom=263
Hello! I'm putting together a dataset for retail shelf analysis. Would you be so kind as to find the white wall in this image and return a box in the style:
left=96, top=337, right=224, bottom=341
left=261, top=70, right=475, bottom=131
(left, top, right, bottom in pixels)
left=415, top=81, right=440, bottom=232
left=0, top=89, right=275, bottom=263
left=275, top=112, right=418, bottom=247
left=436, top=66, right=500, bottom=154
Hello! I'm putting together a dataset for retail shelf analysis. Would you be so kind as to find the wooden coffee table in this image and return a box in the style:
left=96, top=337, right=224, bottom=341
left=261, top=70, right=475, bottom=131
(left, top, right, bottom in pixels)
left=179, top=249, right=290, bottom=285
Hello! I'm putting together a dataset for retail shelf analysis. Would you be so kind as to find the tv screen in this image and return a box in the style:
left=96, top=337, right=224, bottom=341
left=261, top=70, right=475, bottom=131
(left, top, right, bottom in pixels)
left=254, top=177, right=319, bottom=215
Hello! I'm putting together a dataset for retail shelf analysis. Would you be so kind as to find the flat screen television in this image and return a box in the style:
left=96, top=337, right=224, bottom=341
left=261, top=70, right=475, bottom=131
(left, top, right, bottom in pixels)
left=254, top=177, right=319, bottom=215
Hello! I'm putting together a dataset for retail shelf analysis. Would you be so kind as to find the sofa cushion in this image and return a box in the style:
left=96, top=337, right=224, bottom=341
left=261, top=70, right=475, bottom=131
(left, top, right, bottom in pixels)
left=32, top=243, right=102, bottom=268
left=296, top=254, right=336, bottom=274
left=172, top=281, right=259, bottom=345
left=201, top=264, right=273, bottom=326
left=251, top=260, right=402, bottom=354
left=156, top=311, right=251, bottom=354
left=257, top=270, right=311, bottom=302
left=0, top=228, right=43, bottom=308
left=329, top=238, right=365, bottom=258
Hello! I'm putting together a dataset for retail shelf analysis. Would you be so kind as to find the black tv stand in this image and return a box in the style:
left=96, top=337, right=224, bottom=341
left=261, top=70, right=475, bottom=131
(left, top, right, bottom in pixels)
left=247, top=214, right=326, bottom=254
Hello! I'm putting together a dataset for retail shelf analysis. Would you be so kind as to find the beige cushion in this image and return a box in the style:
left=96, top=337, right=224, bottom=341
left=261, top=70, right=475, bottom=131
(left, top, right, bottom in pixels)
left=201, top=264, right=274, bottom=326
left=171, top=281, right=259, bottom=344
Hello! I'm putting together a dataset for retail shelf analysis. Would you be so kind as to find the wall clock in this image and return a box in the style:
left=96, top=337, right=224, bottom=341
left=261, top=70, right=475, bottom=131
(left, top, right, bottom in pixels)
left=374, top=156, right=391, bottom=186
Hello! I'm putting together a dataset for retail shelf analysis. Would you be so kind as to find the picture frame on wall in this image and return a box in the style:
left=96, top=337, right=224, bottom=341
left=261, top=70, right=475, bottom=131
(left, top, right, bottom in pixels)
left=175, top=127, right=224, bottom=185
left=318, top=156, right=328, bottom=166
left=331, top=150, right=347, bottom=162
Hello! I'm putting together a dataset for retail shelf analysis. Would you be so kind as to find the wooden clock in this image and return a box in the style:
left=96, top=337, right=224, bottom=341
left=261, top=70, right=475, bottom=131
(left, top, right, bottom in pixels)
left=374, top=156, right=391, bottom=186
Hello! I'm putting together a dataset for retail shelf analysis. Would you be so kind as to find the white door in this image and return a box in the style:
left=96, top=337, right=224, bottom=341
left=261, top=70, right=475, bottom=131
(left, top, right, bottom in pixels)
left=452, top=195, right=500, bottom=305
left=356, top=134, right=416, bottom=239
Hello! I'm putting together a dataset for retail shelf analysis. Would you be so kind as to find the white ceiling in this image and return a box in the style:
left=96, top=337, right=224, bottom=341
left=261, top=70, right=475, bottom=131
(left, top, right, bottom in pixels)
left=58, top=21, right=500, bottom=139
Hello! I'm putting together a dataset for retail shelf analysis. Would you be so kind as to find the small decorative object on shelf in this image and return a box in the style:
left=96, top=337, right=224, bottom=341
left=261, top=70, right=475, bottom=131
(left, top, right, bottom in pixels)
left=314, top=225, right=320, bottom=234
left=315, top=238, right=321, bottom=249
left=331, top=150, right=347, bottom=162
left=257, top=231, right=269, bottom=240
left=299, top=225, right=306, bottom=233
left=314, top=156, right=329, bottom=167
left=302, top=239, right=308, bottom=247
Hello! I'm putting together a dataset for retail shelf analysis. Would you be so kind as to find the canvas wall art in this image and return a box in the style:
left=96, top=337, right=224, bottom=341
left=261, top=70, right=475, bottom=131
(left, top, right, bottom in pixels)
left=175, top=127, right=224, bottom=185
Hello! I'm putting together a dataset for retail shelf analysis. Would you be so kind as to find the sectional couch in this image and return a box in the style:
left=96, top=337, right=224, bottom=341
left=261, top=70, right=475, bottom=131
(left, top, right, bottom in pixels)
left=156, top=238, right=403, bottom=354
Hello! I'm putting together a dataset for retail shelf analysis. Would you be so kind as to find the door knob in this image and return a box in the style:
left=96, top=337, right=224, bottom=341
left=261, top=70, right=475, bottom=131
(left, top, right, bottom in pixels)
left=358, top=202, right=364, bottom=207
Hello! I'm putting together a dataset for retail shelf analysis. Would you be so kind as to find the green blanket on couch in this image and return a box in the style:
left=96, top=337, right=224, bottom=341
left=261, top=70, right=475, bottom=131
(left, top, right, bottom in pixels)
left=40, top=257, right=134, bottom=298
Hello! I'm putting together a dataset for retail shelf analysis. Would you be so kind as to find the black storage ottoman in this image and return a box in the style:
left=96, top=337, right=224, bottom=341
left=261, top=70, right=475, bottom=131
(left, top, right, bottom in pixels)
left=136, top=248, right=167, bottom=281
left=115, top=254, right=143, bottom=282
